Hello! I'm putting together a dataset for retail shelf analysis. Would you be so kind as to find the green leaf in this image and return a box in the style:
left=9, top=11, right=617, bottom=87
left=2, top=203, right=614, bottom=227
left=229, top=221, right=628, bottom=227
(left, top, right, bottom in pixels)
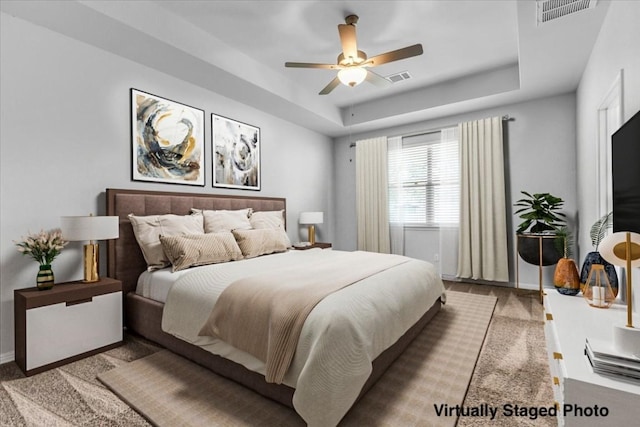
left=590, top=211, right=613, bottom=250
left=513, top=190, right=566, bottom=233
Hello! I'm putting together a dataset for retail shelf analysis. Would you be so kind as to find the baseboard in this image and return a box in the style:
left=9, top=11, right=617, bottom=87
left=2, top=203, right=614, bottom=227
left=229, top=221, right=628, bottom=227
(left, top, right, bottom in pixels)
left=0, top=351, right=15, bottom=365
left=517, top=282, right=541, bottom=291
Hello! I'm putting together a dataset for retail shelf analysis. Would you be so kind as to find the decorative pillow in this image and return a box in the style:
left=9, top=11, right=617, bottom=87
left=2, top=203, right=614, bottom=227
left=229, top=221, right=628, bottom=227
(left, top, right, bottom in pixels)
left=159, top=232, right=243, bottom=272
left=232, top=228, right=292, bottom=259
left=128, top=213, right=204, bottom=271
left=250, top=210, right=285, bottom=230
left=192, top=208, right=253, bottom=233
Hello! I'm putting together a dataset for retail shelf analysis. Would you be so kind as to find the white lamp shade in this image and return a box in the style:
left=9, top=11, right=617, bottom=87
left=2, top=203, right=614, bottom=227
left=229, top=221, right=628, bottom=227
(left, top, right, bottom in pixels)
left=338, top=67, right=367, bottom=87
left=599, top=231, right=640, bottom=268
left=299, top=212, right=324, bottom=225
left=60, top=216, right=119, bottom=241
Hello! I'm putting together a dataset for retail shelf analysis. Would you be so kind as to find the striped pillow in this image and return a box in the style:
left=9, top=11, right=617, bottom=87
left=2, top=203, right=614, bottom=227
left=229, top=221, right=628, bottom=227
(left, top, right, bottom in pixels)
left=232, top=228, right=291, bottom=259
left=159, top=232, right=243, bottom=272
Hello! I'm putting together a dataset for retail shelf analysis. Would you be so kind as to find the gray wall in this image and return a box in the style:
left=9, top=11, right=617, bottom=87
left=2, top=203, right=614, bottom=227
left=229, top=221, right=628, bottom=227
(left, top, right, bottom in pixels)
left=0, top=13, right=334, bottom=361
left=576, top=1, right=640, bottom=314
left=333, top=93, right=578, bottom=289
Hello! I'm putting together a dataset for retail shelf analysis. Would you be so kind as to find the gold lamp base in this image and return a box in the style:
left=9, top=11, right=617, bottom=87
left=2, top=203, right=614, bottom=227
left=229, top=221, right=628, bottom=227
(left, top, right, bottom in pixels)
left=307, top=225, right=316, bottom=245
left=83, top=243, right=100, bottom=283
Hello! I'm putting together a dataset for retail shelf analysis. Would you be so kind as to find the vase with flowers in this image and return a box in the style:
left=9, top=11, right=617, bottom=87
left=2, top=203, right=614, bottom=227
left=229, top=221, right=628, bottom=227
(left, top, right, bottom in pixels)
left=15, top=229, right=67, bottom=290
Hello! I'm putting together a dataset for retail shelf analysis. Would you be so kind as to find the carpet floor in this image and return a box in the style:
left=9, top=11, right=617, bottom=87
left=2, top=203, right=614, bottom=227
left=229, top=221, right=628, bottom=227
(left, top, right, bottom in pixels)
left=0, top=283, right=554, bottom=426
left=448, top=282, right=555, bottom=427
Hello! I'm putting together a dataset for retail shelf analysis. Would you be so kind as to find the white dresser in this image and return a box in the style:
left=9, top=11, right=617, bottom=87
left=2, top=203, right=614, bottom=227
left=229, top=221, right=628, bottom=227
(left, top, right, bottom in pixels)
left=544, top=291, right=640, bottom=426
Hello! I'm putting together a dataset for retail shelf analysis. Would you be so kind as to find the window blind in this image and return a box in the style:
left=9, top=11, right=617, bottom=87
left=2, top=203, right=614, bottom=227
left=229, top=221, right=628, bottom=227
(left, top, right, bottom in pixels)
left=388, top=130, right=459, bottom=226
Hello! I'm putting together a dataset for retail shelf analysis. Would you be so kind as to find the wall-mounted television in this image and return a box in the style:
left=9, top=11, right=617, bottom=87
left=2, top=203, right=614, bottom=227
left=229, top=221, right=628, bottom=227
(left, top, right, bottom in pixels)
left=612, top=110, right=640, bottom=233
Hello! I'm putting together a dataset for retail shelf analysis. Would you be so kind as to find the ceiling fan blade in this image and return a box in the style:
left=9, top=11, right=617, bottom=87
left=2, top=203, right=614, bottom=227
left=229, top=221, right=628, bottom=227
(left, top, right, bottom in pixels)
left=285, top=62, right=340, bottom=69
left=365, top=70, right=392, bottom=88
left=365, top=44, right=423, bottom=67
left=338, top=23, right=358, bottom=60
left=319, top=77, right=341, bottom=95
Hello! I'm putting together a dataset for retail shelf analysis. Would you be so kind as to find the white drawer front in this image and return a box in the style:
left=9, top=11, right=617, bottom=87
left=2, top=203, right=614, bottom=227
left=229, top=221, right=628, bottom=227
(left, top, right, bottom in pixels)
left=26, top=291, right=122, bottom=370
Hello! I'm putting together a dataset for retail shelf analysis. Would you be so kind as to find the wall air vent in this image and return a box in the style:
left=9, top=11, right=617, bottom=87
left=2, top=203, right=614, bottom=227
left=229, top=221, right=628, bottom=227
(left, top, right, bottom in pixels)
left=537, top=0, right=598, bottom=25
left=386, top=71, right=412, bottom=83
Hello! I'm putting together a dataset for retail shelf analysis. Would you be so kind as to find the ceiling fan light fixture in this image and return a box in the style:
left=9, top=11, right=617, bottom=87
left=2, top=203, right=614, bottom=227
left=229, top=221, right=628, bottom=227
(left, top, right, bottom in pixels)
left=284, top=14, right=422, bottom=95
left=338, top=67, right=367, bottom=87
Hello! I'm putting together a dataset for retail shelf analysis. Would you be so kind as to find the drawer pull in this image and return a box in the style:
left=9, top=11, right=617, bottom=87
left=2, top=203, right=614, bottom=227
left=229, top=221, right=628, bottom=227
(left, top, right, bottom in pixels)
left=553, top=352, right=563, bottom=360
left=553, top=376, right=560, bottom=385
left=546, top=313, right=553, bottom=321
left=66, top=297, right=93, bottom=307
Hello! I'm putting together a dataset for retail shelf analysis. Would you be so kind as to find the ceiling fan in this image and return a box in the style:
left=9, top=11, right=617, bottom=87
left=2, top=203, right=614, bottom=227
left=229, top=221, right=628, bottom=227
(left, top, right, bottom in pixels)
left=285, top=15, right=423, bottom=95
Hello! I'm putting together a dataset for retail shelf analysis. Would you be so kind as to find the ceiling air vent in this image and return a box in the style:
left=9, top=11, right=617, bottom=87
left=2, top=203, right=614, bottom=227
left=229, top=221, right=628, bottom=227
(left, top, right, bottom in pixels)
left=386, top=71, right=412, bottom=83
left=537, top=0, right=598, bottom=25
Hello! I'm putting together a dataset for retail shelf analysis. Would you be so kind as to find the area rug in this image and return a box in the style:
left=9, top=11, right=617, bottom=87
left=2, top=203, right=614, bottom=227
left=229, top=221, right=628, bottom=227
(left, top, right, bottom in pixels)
left=97, top=291, right=497, bottom=426
left=0, top=335, right=160, bottom=426
left=449, top=282, right=555, bottom=427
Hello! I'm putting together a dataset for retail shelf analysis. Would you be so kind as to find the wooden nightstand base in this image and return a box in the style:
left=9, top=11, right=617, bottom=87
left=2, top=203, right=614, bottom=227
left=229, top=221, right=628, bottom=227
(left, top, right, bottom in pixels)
left=293, top=242, right=332, bottom=250
left=19, top=341, right=124, bottom=377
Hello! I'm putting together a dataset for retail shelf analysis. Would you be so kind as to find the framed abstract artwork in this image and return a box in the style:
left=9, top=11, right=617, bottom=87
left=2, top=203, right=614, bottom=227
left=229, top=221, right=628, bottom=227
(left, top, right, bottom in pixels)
left=212, top=114, right=261, bottom=191
left=131, top=88, right=205, bottom=186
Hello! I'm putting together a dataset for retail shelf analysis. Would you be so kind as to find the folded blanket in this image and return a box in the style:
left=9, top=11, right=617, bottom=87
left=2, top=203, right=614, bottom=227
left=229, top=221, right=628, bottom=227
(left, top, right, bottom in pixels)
left=199, top=251, right=409, bottom=383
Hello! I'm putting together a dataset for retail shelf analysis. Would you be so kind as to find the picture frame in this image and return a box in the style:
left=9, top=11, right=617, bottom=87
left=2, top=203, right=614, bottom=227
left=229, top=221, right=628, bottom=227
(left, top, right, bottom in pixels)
left=212, top=113, right=261, bottom=191
left=131, top=88, right=205, bottom=186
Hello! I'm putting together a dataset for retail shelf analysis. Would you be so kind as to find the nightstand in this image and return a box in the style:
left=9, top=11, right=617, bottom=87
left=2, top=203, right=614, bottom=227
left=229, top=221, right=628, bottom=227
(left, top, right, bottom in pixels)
left=293, top=242, right=332, bottom=250
left=14, top=277, right=123, bottom=376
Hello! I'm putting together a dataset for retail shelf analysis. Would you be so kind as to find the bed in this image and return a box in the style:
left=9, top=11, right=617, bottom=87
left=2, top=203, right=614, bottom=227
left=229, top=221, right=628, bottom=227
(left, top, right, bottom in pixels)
left=106, top=188, right=445, bottom=426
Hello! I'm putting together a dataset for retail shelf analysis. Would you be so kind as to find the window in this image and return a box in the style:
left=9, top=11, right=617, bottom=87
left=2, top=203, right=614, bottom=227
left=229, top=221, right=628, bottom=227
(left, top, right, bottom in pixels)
left=388, top=129, right=459, bottom=226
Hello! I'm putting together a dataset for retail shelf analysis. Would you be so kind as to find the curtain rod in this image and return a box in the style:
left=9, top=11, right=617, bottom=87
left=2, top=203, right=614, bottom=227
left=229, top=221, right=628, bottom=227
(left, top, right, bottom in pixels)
left=349, top=115, right=513, bottom=148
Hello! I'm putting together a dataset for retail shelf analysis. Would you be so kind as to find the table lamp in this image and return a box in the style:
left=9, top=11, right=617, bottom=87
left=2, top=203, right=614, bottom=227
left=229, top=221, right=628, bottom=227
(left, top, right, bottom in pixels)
left=599, top=231, right=640, bottom=355
left=60, top=215, right=119, bottom=282
left=299, top=212, right=323, bottom=245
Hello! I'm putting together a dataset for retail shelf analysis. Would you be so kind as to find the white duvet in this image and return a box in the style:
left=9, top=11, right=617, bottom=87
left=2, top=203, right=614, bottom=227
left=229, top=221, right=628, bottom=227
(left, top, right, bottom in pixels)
left=160, top=249, right=445, bottom=426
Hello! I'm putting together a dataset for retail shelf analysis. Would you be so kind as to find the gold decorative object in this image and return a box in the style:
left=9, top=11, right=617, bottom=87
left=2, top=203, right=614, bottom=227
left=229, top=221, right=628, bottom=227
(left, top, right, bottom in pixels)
left=83, top=243, right=99, bottom=283
left=583, top=264, right=616, bottom=308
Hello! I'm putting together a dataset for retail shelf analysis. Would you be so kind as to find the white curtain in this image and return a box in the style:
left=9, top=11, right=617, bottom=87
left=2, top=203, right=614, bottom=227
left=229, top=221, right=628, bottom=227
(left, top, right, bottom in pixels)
left=457, top=117, right=509, bottom=282
left=356, top=136, right=391, bottom=253
left=387, top=136, right=405, bottom=255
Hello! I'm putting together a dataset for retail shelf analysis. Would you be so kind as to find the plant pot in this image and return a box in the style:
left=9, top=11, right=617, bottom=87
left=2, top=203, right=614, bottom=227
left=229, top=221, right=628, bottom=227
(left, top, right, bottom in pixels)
left=554, top=258, right=580, bottom=295
left=580, top=251, right=618, bottom=297
left=517, top=234, right=563, bottom=266
left=36, top=264, right=54, bottom=290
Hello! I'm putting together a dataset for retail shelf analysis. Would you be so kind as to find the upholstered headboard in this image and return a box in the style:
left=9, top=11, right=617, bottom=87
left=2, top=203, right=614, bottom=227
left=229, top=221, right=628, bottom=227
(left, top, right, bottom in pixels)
left=106, top=188, right=286, bottom=296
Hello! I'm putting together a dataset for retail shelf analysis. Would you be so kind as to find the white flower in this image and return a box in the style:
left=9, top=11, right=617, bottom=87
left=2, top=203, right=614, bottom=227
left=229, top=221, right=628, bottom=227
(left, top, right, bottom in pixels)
left=14, top=229, right=68, bottom=265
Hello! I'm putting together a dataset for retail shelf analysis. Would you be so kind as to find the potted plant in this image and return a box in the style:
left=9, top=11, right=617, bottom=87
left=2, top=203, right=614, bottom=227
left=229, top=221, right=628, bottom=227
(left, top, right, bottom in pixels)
left=514, top=191, right=566, bottom=266
left=579, top=212, right=618, bottom=296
